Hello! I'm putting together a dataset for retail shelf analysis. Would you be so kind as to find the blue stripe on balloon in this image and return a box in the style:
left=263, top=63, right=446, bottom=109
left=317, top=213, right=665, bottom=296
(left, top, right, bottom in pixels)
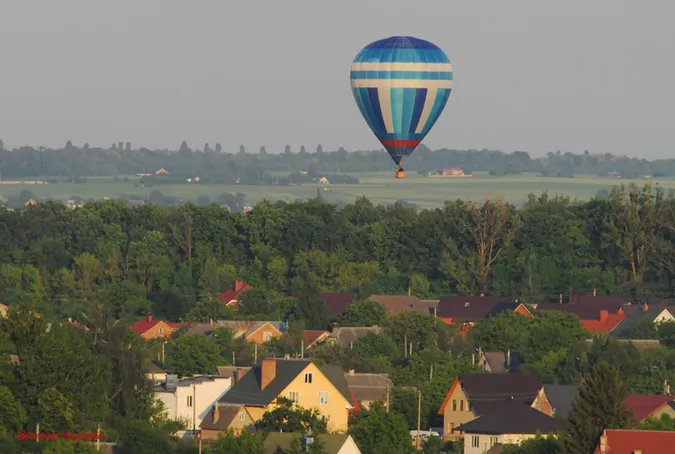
left=390, top=88, right=404, bottom=136
left=353, top=47, right=449, bottom=64
left=401, top=88, right=416, bottom=137
left=352, top=88, right=379, bottom=137
left=409, top=89, right=428, bottom=134
left=366, top=88, right=388, bottom=137
left=421, top=88, right=452, bottom=135
left=350, top=71, right=453, bottom=80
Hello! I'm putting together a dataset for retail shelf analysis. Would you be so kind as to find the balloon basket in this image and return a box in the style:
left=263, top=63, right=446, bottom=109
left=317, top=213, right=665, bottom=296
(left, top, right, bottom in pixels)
left=395, top=169, right=405, bottom=179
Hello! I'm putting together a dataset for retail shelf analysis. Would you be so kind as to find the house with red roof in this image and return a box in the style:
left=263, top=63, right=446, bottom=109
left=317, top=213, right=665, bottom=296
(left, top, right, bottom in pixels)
left=436, top=296, right=532, bottom=337
left=303, top=330, right=330, bottom=350
left=595, top=429, right=675, bottom=453
left=535, top=303, right=628, bottom=334
left=130, top=313, right=182, bottom=340
left=218, top=280, right=253, bottom=307
left=622, top=394, right=675, bottom=426
left=319, top=292, right=356, bottom=318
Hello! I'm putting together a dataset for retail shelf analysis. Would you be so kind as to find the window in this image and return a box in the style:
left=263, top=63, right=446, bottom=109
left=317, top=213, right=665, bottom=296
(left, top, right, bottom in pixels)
left=490, top=437, right=498, bottom=447
left=460, top=400, right=464, bottom=411
left=238, top=412, right=245, bottom=421
left=263, top=331, right=272, bottom=342
left=450, top=423, right=455, bottom=433
left=187, top=396, right=193, bottom=407
left=318, top=391, right=329, bottom=405
left=452, top=399, right=457, bottom=411
left=471, top=436, right=479, bottom=448
left=159, top=327, right=164, bottom=334
left=288, top=391, right=299, bottom=402
left=304, top=373, right=313, bottom=384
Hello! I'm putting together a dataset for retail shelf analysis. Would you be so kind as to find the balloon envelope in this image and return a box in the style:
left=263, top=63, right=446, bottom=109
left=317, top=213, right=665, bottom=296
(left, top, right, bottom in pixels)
left=350, top=36, right=453, bottom=166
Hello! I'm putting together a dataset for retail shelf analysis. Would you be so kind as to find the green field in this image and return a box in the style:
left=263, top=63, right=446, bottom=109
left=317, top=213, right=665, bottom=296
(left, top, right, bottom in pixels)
left=0, top=172, right=667, bottom=208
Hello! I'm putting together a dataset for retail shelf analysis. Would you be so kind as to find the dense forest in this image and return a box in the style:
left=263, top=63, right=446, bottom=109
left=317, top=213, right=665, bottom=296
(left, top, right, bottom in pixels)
left=0, top=139, right=673, bottom=183
left=2, top=182, right=675, bottom=452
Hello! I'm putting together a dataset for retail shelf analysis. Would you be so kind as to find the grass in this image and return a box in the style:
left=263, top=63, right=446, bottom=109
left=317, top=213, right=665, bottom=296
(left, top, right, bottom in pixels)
left=0, top=172, right=669, bottom=208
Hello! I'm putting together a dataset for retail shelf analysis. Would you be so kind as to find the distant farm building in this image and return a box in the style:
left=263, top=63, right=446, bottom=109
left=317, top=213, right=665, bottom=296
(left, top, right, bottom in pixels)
left=428, top=168, right=473, bottom=178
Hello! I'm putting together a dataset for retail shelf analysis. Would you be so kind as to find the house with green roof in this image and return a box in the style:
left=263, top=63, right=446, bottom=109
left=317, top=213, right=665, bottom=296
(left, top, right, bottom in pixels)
left=218, top=358, right=354, bottom=432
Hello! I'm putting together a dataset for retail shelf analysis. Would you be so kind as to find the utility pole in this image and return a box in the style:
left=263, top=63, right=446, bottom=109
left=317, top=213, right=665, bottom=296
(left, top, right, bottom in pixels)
left=404, top=334, right=407, bottom=358
left=385, top=384, right=390, bottom=413
left=301, top=339, right=304, bottom=358
left=232, top=350, right=235, bottom=367
left=162, top=341, right=166, bottom=363
left=192, top=383, right=197, bottom=432
left=430, top=364, right=433, bottom=381
left=416, top=390, right=422, bottom=450
left=254, top=344, right=258, bottom=364
left=96, top=423, right=101, bottom=451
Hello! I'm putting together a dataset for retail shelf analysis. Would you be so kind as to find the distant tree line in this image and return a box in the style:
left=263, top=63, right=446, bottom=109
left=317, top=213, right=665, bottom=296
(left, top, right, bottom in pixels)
left=0, top=139, right=672, bottom=181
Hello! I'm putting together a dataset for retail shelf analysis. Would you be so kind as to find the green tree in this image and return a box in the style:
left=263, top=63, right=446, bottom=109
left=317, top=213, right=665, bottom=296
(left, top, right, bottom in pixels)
left=256, top=398, right=327, bottom=434
left=35, top=387, right=75, bottom=433
left=0, top=386, right=26, bottom=432
left=562, top=361, right=632, bottom=453
left=349, top=402, right=414, bottom=454
left=635, top=413, right=675, bottom=431
left=165, top=334, right=224, bottom=376
left=338, top=299, right=387, bottom=327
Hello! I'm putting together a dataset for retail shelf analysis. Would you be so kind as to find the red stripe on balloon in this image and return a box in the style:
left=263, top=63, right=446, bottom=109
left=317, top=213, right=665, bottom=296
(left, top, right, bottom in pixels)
left=381, top=140, right=421, bottom=147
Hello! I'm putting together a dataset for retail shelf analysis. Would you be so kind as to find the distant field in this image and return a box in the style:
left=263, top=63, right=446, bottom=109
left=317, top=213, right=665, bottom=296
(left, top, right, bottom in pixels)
left=0, top=172, right=667, bottom=208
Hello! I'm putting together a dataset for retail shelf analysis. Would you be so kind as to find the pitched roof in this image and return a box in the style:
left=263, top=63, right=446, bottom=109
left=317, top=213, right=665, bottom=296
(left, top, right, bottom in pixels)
left=365, top=295, right=436, bottom=316
left=571, top=291, right=633, bottom=305
left=622, top=395, right=675, bottom=423
left=218, top=359, right=352, bottom=408
left=263, top=433, right=350, bottom=454
left=612, top=306, right=673, bottom=338
left=345, top=372, right=392, bottom=403
left=440, top=373, right=543, bottom=416
left=595, top=429, right=675, bottom=454
left=482, top=351, right=520, bottom=373
left=199, top=404, right=253, bottom=431
left=320, top=292, right=356, bottom=318
left=303, top=330, right=329, bottom=348
left=143, top=361, right=166, bottom=374
left=436, top=296, right=520, bottom=321
left=130, top=316, right=181, bottom=335
left=535, top=303, right=627, bottom=333
left=456, top=399, right=567, bottom=435
left=328, top=326, right=382, bottom=348
left=543, top=384, right=579, bottom=418
left=217, top=280, right=253, bottom=304
left=185, top=320, right=286, bottom=338
left=583, top=338, right=663, bottom=351
left=215, top=366, right=252, bottom=380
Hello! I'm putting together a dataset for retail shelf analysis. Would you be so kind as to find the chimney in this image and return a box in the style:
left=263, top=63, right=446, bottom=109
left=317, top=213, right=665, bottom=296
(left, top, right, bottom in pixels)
left=261, top=359, right=276, bottom=390
left=147, top=313, right=153, bottom=322
left=232, top=369, right=239, bottom=385
left=642, top=304, right=649, bottom=312
left=235, top=280, right=244, bottom=292
left=284, top=353, right=290, bottom=360
left=598, top=430, right=608, bottom=453
left=212, top=404, right=220, bottom=423
left=593, top=288, right=597, bottom=297
left=506, top=349, right=511, bottom=367
left=348, top=369, right=355, bottom=376
left=599, top=310, right=609, bottom=322
left=479, top=292, right=485, bottom=297
left=68, top=317, right=72, bottom=323
left=209, top=319, right=214, bottom=326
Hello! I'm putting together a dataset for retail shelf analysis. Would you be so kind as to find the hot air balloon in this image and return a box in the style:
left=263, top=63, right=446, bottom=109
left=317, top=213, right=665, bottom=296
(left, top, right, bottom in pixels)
left=350, top=36, right=453, bottom=179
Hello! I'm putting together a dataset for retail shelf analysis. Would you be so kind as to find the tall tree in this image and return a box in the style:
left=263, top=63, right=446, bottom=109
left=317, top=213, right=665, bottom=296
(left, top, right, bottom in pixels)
left=562, top=361, right=632, bottom=454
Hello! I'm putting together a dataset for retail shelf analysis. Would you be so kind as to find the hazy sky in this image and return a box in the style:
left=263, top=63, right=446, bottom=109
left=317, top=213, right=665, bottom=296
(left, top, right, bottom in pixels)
left=1, top=1, right=673, bottom=158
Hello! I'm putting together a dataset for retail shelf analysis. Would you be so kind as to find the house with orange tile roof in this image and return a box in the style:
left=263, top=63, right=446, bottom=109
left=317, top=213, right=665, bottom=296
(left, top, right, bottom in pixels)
left=185, top=320, right=286, bottom=344
left=622, top=395, right=675, bottom=426
left=130, top=313, right=182, bottom=340
left=217, top=280, right=253, bottom=307
left=594, top=429, right=675, bottom=453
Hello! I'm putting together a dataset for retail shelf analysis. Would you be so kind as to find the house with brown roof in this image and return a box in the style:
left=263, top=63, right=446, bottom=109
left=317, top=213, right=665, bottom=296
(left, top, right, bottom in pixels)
left=303, top=330, right=330, bottom=350
left=477, top=350, right=520, bottom=373
left=535, top=303, right=628, bottom=334
left=438, top=373, right=552, bottom=440
left=622, top=395, right=675, bottom=426
left=344, top=370, right=392, bottom=410
left=130, top=313, right=182, bottom=340
left=143, top=361, right=167, bottom=383
left=436, top=296, right=531, bottom=335
left=457, top=399, right=567, bottom=454
left=327, top=326, right=382, bottom=349
left=218, top=280, right=253, bottom=307
left=594, top=429, right=675, bottom=453
left=185, top=320, right=286, bottom=344
left=320, top=292, right=356, bottom=318
left=612, top=304, right=675, bottom=338
left=365, top=295, right=437, bottom=317
left=215, top=366, right=252, bottom=383
left=264, top=433, right=362, bottom=454
left=570, top=289, right=633, bottom=305
left=199, top=404, right=256, bottom=439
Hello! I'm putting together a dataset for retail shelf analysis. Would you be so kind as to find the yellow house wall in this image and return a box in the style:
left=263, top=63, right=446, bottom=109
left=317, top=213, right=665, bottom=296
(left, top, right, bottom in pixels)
left=442, top=385, right=477, bottom=440
left=463, top=433, right=539, bottom=454
left=244, top=406, right=266, bottom=422
left=278, top=363, right=350, bottom=432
